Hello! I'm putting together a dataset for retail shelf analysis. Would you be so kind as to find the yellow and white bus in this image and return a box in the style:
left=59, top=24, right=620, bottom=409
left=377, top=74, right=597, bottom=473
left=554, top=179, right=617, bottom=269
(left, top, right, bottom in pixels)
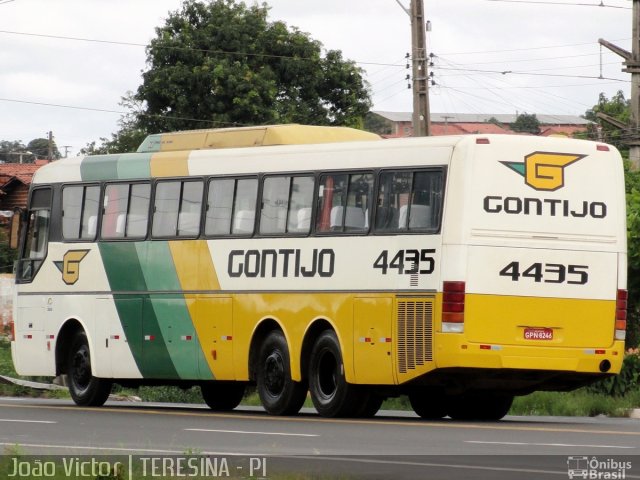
left=10, top=125, right=627, bottom=420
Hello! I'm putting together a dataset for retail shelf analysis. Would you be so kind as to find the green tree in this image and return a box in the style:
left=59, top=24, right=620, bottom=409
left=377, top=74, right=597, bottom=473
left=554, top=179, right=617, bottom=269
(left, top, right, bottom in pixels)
left=584, top=90, right=630, bottom=153
left=364, top=113, right=393, bottom=135
left=129, top=0, right=371, bottom=135
left=27, top=138, right=61, bottom=160
left=625, top=164, right=640, bottom=347
left=511, top=113, right=540, bottom=135
left=0, top=141, right=28, bottom=163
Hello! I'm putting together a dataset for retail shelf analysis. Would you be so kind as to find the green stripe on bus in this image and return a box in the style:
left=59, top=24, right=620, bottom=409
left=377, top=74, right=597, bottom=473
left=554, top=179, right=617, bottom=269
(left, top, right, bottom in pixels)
left=117, top=153, right=152, bottom=179
left=136, top=242, right=213, bottom=380
left=81, top=155, right=120, bottom=181
left=99, top=242, right=179, bottom=379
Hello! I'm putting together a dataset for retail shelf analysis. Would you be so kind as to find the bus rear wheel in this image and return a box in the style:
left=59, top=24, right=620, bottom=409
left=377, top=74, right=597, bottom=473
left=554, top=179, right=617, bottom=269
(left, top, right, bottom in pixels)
left=354, top=390, right=384, bottom=418
left=308, top=330, right=362, bottom=418
left=201, top=382, right=245, bottom=411
left=67, top=331, right=112, bottom=407
left=256, top=331, right=307, bottom=415
left=448, top=393, right=513, bottom=421
left=408, top=389, right=448, bottom=420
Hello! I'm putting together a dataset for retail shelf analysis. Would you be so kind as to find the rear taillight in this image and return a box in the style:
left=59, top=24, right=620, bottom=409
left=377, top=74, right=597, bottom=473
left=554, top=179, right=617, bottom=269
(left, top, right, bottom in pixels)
left=615, top=289, right=627, bottom=341
left=442, top=281, right=465, bottom=333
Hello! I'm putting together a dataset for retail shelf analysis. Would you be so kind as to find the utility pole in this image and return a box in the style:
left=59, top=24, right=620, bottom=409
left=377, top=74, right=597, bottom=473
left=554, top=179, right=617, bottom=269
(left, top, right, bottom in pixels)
left=47, top=131, right=53, bottom=161
left=396, top=0, right=431, bottom=136
left=599, top=0, right=640, bottom=168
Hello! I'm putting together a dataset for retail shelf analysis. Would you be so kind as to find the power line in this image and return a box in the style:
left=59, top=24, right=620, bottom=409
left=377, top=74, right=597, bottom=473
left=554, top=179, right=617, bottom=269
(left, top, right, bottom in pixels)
left=0, top=97, right=244, bottom=127
left=435, top=65, right=629, bottom=81
left=0, top=0, right=16, bottom=5
left=0, top=29, right=403, bottom=69
left=439, top=38, right=631, bottom=56
left=437, top=51, right=617, bottom=67
left=481, top=0, right=631, bottom=8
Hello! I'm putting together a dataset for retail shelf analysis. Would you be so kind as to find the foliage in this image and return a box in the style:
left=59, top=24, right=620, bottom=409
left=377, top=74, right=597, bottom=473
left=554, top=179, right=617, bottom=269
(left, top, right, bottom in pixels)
left=27, top=138, right=61, bottom=160
left=80, top=129, right=147, bottom=156
left=0, top=140, right=35, bottom=163
left=0, top=138, right=61, bottom=162
left=364, top=113, right=393, bottom=135
left=625, top=164, right=640, bottom=346
left=510, top=388, right=640, bottom=417
left=584, top=90, right=630, bottom=153
left=127, top=0, right=371, bottom=136
left=0, top=229, right=17, bottom=274
left=511, top=113, right=540, bottom=135
left=586, top=348, right=640, bottom=397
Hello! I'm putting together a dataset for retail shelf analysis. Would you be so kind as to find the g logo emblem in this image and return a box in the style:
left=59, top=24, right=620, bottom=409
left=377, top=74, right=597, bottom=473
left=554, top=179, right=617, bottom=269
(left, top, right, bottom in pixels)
left=54, top=250, right=90, bottom=285
left=501, top=152, right=585, bottom=191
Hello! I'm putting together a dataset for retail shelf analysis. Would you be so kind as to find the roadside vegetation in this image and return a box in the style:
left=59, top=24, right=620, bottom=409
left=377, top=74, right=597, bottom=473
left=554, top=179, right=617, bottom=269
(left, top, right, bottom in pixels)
left=1, top=336, right=639, bottom=417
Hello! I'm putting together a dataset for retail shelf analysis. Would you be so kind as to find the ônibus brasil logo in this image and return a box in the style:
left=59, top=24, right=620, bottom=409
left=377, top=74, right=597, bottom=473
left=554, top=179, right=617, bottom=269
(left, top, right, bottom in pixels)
left=501, top=152, right=585, bottom=191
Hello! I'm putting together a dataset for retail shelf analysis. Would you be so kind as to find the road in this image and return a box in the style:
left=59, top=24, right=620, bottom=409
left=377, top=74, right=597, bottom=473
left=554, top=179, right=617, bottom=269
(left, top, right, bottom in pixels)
left=0, top=397, right=639, bottom=479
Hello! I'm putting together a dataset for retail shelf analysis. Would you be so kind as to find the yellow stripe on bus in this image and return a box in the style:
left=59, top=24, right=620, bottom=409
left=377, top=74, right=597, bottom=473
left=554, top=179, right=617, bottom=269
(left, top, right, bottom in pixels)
left=150, top=151, right=190, bottom=178
left=169, top=240, right=229, bottom=378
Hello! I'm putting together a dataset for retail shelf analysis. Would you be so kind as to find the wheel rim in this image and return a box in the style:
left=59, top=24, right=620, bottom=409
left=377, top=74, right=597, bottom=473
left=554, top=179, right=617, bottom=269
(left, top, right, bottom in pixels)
left=71, top=345, right=91, bottom=393
left=316, top=349, right=338, bottom=400
left=264, top=351, right=285, bottom=397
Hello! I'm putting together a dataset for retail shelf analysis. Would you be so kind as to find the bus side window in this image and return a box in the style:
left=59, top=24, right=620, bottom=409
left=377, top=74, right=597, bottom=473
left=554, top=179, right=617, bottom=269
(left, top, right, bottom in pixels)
left=260, top=175, right=314, bottom=235
left=205, top=177, right=258, bottom=236
left=102, top=183, right=150, bottom=239
left=316, top=173, right=371, bottom=233
left=62, top=185, right=100, bottom=241
left=375, top=169, right=443, bottom=233
left=17, top=188, right=52, bottom=282
left=152, top=180, right=203, bottom=238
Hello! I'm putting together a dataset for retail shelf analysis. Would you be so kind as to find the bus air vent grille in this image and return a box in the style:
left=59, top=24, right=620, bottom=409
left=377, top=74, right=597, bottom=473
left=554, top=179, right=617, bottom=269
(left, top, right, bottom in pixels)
left=397, top=299, right=433, bottom=373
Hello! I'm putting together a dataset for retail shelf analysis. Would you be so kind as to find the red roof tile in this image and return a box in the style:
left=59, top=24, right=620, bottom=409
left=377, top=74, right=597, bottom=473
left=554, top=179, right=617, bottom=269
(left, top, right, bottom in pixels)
left=0, top=163, right=42, bottom=187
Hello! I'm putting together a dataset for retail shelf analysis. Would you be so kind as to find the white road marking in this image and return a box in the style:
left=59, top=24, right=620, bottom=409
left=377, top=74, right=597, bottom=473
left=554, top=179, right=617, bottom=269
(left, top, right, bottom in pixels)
left=0, top=418, right=56, bottom=424
left=185, top=428, right=318, bottom=437
left=0, top=442, right=255, bottom=456
left=466, top=440, right=635, bottom=449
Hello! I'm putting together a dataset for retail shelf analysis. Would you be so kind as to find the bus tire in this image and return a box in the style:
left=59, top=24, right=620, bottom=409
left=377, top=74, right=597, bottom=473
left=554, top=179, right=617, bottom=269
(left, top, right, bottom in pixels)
left=201, top=382, right=245, bottom=411
left=308, top=330, right=361, bottom=418
left=256, top=331, right=307, bottom=416
left=408, top=390, right=448, bottom=420
left=67, top=331, right=112, bottom=407
left=354, top=390, right=383, bottom=418
left=448, top=393, right=513, bottom=421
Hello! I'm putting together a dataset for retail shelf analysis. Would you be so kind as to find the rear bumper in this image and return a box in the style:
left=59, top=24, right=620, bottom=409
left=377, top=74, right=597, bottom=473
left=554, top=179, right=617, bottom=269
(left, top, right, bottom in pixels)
left=434, top=333, right=624, bottom=375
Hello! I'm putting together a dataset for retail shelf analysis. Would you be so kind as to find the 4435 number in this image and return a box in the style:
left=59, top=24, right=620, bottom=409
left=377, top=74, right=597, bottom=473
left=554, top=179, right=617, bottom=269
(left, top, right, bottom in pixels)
left=499, top=261, right=588, bottom=285
left=373, top=249, right=436, bottom=275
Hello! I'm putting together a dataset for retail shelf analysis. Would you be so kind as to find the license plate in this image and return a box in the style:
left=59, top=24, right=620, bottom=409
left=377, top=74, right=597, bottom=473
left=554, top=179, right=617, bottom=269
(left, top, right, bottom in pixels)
left=524, top=327, right=553, bottom=340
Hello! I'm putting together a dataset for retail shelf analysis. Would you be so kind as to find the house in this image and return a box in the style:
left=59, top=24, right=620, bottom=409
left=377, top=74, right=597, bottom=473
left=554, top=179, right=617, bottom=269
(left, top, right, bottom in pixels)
left=0, top=161, right=48, bottom=218
left=368, top=111, right=591, bottom=138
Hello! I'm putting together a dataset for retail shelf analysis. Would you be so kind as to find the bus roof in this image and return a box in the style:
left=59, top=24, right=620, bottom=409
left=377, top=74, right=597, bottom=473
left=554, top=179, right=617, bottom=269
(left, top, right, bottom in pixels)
left=136, top=124, right=381, bottom=153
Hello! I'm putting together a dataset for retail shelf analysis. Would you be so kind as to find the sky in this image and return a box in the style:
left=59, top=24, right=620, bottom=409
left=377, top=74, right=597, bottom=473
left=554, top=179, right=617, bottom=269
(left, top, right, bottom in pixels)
left=0, top=0, right=633, bottom=156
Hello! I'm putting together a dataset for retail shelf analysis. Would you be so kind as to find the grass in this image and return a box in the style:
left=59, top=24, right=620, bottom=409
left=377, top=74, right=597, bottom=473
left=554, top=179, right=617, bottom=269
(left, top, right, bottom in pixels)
left=2, top=337, right=639, bottom=417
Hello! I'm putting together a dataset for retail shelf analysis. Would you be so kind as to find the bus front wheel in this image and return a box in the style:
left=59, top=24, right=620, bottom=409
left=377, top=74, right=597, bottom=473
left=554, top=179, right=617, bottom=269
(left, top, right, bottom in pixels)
left=201, top=382, right=245, bottom=411
left=256, top=331, right=307, bottom=415
left=67, top=331, right=112, bottom=407
left=308, top=330, right=362, bottom=418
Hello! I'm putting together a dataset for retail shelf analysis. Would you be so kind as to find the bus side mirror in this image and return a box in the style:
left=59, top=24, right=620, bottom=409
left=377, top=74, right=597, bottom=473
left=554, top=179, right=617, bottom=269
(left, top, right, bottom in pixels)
left=9, top=208, right=23, bottom=250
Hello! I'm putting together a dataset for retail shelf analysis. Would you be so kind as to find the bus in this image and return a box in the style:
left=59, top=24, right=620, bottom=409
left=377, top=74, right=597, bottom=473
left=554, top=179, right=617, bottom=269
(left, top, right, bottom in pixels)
left=9, top=125, right=627, bottom=420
